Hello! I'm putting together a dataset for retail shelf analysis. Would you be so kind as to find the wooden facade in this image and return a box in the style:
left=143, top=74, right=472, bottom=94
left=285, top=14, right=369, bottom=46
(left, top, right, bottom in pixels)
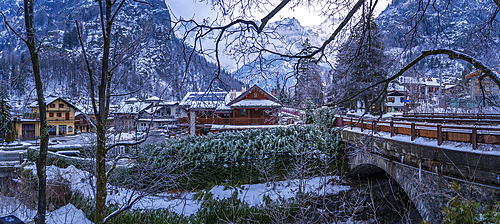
left=183, top=85, right=282, bottom=135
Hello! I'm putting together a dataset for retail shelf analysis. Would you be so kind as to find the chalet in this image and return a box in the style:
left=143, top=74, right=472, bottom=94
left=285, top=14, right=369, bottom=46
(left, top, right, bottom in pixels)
left=226, top=85, right=281, bottom=125
left=180, top=89, right=238, bottom=135
left=180, top=85, right=282, bottom=135
left=13, top=97, right=78, bottom=139
left=74, top=104, right=96, bottom=133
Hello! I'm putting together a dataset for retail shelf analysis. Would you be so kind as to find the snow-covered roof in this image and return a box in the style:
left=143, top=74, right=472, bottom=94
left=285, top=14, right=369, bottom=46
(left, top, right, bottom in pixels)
left=398, top=76, right=441, bottom=86
left=159, top=101, right=179, bottom=106
left=125, top=97, right=138, bottom=103
left=180, top=91, right=241, bottom=111
left=230, top=99, right=282, bottom=108
left=113, top=102, right=151, bottom=114
left=28, top=97, right=77, bottom=109
left=138, top=118, right=177, bottom=122
left=145, top=96, right=160, bottom=103
left=227, top=84, right=280, bottom=107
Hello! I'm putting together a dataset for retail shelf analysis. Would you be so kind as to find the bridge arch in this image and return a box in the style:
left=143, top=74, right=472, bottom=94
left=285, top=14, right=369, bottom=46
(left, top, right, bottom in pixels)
left=342, top=129, right=500, bottom=223
left=349, top=153, right=440, bottom=223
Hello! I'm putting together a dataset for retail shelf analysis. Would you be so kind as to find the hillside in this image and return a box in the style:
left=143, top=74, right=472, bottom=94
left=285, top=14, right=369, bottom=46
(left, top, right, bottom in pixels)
left=0, top=0, right=242, bottom=105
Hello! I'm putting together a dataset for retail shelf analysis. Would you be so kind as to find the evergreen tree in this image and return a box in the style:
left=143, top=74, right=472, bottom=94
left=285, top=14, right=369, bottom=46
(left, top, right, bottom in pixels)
left=0, top=80, right=12, bottom=142
left=295, top=38, right=323, bottom=108
left=330, top=14, right=388, bottom=114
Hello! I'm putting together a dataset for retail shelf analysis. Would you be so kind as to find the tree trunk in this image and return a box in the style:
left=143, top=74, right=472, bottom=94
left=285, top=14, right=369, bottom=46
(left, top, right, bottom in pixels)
left=94, top=1, right=113, bottom=223
left=24, top=0, right=49, bottom=223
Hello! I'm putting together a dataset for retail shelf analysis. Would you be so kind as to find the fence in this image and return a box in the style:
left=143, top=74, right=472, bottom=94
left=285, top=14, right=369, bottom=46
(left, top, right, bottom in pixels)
left=338, top=115, right=500, bottom=150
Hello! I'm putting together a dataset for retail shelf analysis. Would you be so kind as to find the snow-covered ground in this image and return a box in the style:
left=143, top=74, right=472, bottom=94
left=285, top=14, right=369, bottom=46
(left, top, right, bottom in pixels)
left=5, top=164, right=350, bottom=222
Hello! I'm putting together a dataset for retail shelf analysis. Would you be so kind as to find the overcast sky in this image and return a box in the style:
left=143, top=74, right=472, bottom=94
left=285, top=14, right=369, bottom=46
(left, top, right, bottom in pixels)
left=166, top=0, right=392, bottom=27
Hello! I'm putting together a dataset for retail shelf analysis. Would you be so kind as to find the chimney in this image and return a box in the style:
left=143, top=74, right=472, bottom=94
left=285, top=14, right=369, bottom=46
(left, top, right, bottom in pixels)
left=271, top=89, right=276, bottom=97
left=230, top=89, right=236, bottom=100
left=241, top=86, right=247, bottom=93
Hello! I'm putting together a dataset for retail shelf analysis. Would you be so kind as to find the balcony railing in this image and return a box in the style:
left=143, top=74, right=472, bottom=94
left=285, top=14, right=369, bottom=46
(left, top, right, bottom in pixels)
left=196, top=117, right=278, bottom=126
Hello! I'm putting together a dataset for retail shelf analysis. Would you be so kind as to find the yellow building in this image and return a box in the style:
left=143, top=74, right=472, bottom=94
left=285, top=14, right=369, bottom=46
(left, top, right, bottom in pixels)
left=14, top=97, right=78, bottom=139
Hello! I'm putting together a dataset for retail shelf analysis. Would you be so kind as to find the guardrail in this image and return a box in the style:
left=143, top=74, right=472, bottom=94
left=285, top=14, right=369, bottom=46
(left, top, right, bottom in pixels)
left=337, top=116, right=500, bottom=150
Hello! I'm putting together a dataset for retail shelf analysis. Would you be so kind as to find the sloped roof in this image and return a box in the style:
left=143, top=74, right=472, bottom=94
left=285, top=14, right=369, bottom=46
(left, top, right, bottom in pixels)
left=113, top=102, right=152, bottom=114
left=226, top=85, right=280, bottom=107
left=29, top=97, right=78, bottom=110
left=387, top=91, right=404, bottom=97
left=180, top=91, right=241, bottom=110
left=231, top=99, right=281, bottom=108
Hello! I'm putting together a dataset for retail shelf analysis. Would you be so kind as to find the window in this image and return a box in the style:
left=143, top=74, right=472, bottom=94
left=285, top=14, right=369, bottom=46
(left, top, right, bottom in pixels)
left=50, top=104, right=55, bottom=108
left=388, top=97, right=394, bottom=103
left=57, top=113, right=62, bottom=117
left=59, top=104, right=64, bottom=108
left=49, top=113, right=54, bottom=117
left=264, top=109, right=271, bottom=116
left=240, top=109, right=246, bottom=116
left=400, top=97, right=404, bottom=103
left=254, top=93, right=257, bottom=98
left=68, top=126, right=73, bottom=133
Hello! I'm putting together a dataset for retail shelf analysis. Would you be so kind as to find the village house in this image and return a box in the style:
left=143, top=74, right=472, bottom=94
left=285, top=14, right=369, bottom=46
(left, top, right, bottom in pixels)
left=180, top=85, right=282, bottom=135
left=465, top=70, right=500, bottom=105
left=386, top=90, right=406, bottom=113
left=13, top=97, right=78, bottom=139
left=109, top=96, right=187, bottom=133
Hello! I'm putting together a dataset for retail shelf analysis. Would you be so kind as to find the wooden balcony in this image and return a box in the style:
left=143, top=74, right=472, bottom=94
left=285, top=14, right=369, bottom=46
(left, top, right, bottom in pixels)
left=196, top=117, right=278, bottom=126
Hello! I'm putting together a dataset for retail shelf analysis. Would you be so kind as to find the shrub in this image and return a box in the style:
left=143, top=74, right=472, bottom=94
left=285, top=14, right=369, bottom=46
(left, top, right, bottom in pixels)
left=137, top=126, right=345, bottom=190
left=442, top=183, right=500, bottom=224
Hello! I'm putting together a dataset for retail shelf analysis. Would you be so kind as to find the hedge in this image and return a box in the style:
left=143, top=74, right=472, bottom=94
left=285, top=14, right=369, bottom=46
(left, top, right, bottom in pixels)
left=130, top=125, right=345, bottom=190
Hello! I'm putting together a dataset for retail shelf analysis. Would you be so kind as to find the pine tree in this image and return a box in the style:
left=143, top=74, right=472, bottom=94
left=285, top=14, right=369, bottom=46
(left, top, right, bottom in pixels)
left=330, top=14, right=388, bottom=114
left=0, top=81, right=12, bottom=143
left=295, top=38, right=323, bottom=108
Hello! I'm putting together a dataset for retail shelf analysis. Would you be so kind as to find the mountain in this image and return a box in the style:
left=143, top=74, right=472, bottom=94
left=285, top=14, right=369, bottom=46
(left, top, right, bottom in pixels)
left=233, top=0, right=500, bottom=93
left=231, top=17, right=336, bottom=92
left=376, top=0, right=500, bottom=78
left=0, top=0, right=242, bottom=105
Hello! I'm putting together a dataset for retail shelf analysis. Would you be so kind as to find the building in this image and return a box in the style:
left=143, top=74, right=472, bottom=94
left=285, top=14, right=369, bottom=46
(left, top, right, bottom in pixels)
left=465, top=70, right=500, bottom=103
left=180, top=85, right=282, bottom=135
left=386, top=90, right=406, bottom=113
left=226, top=85, right=281, bottom=125
left=13, top=97, right=78, bottom=139
left=111, top=97, right=152, bottom=132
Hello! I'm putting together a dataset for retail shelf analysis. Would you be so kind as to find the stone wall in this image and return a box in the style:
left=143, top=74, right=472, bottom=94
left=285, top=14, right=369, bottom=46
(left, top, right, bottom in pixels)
left=343, top=130, right=500, bottom=223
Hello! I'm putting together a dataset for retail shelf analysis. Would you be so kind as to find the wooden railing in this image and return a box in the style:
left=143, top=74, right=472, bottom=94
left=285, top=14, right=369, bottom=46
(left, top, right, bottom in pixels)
left=337, top=116, right=500, bottom=150
left=197, top=117, right=278, bottom=126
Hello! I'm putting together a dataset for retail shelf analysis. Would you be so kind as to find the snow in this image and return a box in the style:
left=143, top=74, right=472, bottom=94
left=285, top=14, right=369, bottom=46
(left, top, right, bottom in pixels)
left=230, top=99, right=281, bottom=108
left=210, top=124, right=288, bottom=131
left=0, top=197, right=91, bottom=224
left=23, top=164, right=350, bottom=217
left=46, top=204, right=93, bottom=224
left=343, top=127, right=500, bottom=156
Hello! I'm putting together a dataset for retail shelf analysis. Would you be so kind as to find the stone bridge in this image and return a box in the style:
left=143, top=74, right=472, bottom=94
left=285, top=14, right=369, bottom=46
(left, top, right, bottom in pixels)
left=342, top=129, right=500, bottom=223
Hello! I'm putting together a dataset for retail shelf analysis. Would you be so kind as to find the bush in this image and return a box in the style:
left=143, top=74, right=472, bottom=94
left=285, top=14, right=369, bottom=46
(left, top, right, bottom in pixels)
left=46, top=174, right=72, bottom=210
left=137, top=126, right=345, bottom=190
left=442, top=183, right=500, bottom=223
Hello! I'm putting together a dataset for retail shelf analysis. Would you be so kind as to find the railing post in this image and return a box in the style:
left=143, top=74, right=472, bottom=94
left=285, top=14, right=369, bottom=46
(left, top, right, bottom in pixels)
left=472, top=128, right=477, bottom=150
left=411, top=122, right=416, bottom=141
left=372, top=120, right=377, bottom=134
left=437, top=124, right=442, bottom=145
left=360, top=119, right=364, bottom=132
left=390, top=120, right=394, bottom=137
left=19, top=152, right=24, bottom=164
left=350, top=118, right=353, bottom=130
